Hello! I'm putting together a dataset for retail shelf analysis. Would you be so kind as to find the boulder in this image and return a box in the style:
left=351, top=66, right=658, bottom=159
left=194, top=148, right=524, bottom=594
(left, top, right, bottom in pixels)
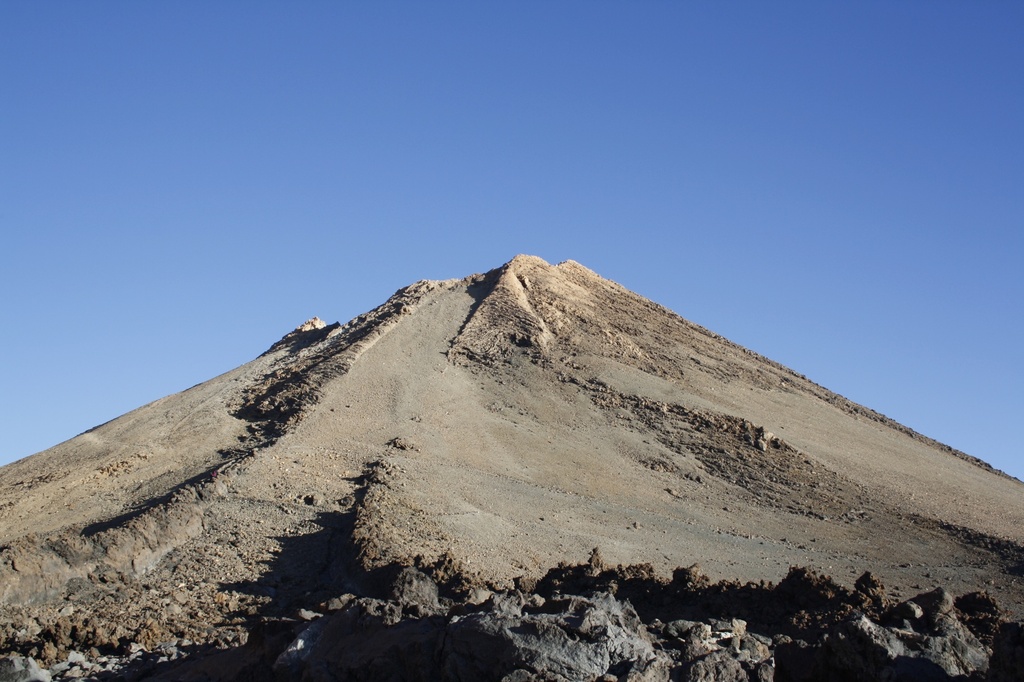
left=0, top=657, right=50, bottom=682
left=389, top=567, right=442, bottom=617
left=912, top=587, right=956, bottom=626
left=812, top=611, right=989, bottom=682
left=290, top=603, right=445, bottom=682
left=443, top=592, right=666, bottom=681
left=681, top=649, right=747, bottom=682
left=249, top=590, right=672, bottom=682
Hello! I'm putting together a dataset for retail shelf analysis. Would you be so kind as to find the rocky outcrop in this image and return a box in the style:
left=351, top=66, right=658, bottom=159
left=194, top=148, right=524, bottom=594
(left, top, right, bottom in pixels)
left=257, top=579, right=1011, bottom=682
left=0, top=655, right=50, bottom=682
left=0, top=475, right=228, bottom=606
left=777, top=611, right=989, bottom=681
left=2, top=556, right=1012, bottom=681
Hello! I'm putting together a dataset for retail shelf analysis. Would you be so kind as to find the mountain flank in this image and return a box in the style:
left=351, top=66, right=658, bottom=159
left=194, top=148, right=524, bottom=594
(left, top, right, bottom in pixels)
left=1, top=255, right=1022, bottom=680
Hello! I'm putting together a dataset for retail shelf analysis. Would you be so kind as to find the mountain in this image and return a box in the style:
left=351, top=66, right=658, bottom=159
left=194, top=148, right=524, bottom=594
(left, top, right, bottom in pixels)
left=1, top=255, right=1022, bottom=679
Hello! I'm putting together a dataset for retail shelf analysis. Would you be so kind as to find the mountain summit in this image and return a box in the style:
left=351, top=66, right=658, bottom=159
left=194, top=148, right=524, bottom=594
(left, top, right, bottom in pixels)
left=1, top=255, right=1022, bottom=677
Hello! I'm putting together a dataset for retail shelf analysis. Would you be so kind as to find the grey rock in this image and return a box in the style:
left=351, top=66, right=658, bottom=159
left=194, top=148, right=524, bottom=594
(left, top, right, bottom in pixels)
left=813, top=612, right=990, bottom=682
left=467, top=587, right=493, bottom=605
left=390, top=567, right=442, bottom=617
left=486, top=590, right=528, bottom=618
left=623, top=654, right=674, bottom=682
left=665, top=619, right=704, bottom=639
left=678, top=630, right=716, bottom=663
left=444, top=592, right=664, bottom=681
left=48, top=651, right=87, bottom=676
left=298, top=608, right=445, bottom=682
left=323, top=594, right=356, bottom=612
left=353, top=597, right=404, bottom=626
left=681, top=649, right=747, bottom=682
left=752, top=661, right=775, bottom=682
left=892, top=600, right=924, bottom=622
left=45, top=663, right=69, bottom=677
left=816, top=616, right=911, bottom=680
left=926, top=613, right=990, bottom=676
left=738, top=635, right=771, bottom=663
left=747, top=632, right=773, bottom=647
left=274, top=618, right=329, bottom=676
left=708, top=619, right=735, bottom=634
left=730, top=619, right=746, bottom=638
left=263, top=591, right=678, bottom=682
left=498, top=671, right=547, bottom=682
left=912, top=587, right=955, bottom=625
left=0, top=657, right=51, bottom=682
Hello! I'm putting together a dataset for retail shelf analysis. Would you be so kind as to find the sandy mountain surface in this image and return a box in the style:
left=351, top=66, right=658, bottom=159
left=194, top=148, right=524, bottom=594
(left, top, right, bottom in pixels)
left=1, top=255, right=1022, bottom=678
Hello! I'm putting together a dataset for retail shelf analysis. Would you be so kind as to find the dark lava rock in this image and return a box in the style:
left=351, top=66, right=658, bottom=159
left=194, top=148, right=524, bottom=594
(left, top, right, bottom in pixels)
left=442, top=592, right=666, bottom=681
left=989, top=621, right=1024, bottom=682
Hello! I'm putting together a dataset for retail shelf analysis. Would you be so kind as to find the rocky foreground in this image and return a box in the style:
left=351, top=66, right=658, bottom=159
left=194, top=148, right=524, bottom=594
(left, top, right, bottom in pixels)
left=2, top=549, right=1023, bottom=681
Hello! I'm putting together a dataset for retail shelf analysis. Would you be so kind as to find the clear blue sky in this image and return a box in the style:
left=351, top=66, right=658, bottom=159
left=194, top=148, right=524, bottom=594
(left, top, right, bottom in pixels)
left=2, top=3, right=1022, bottom=480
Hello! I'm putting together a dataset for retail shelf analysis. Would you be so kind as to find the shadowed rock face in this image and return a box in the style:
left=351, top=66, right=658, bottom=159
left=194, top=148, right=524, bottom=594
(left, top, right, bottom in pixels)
left=0, top=255, right=1022, bottom=679
left=4, top=560, right=1010, bottom=681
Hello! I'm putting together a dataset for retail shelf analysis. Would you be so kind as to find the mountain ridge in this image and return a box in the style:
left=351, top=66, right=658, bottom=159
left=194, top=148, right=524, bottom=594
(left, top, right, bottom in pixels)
left=1, top=255, right=1022, bottom=677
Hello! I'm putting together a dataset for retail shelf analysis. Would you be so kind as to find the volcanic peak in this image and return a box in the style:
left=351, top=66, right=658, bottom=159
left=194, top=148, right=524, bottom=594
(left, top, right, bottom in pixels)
left=1, top=254, right=1024, bottom=677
